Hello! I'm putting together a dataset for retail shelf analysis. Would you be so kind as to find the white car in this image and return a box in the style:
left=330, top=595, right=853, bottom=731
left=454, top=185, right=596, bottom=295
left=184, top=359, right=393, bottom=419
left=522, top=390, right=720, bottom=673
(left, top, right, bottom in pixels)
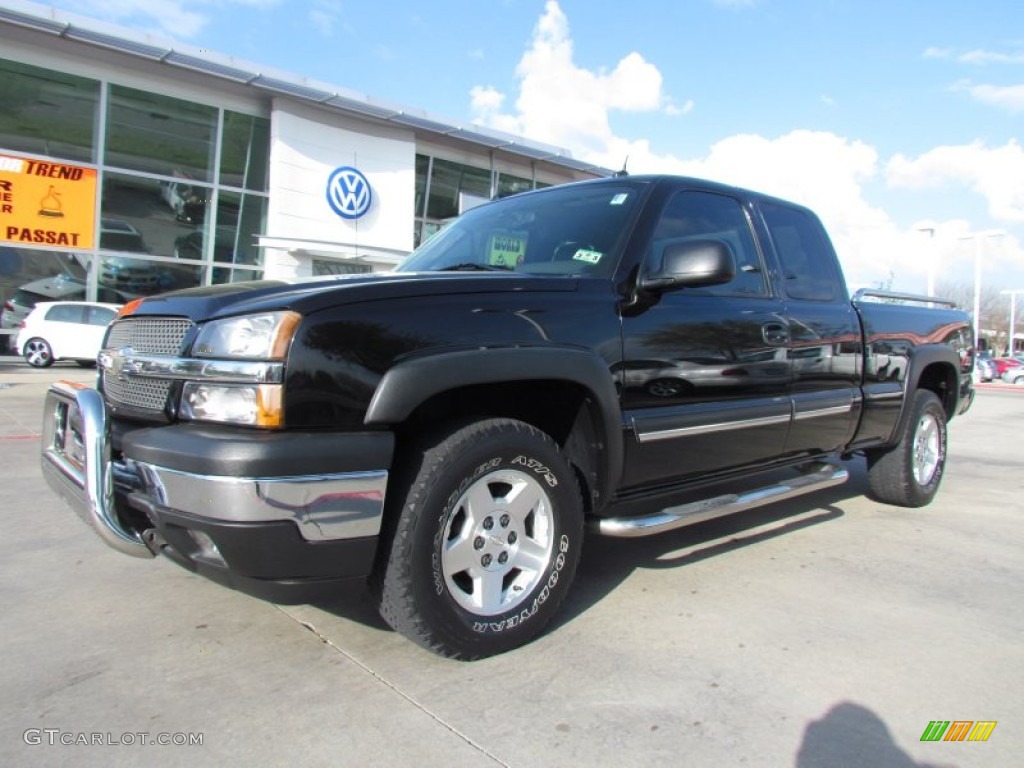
left=16, top=301, right=121, bottom=368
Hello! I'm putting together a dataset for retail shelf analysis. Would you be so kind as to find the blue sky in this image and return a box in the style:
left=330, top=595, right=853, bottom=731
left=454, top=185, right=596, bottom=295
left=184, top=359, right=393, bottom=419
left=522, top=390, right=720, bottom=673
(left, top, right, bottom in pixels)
left=16, top=0, right=1024, bottom=297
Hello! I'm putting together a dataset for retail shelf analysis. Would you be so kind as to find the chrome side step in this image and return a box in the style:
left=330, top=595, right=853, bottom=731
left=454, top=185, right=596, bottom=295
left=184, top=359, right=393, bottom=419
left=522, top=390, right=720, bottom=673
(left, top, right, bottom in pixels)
left=592, top=462, right=849, bottom=538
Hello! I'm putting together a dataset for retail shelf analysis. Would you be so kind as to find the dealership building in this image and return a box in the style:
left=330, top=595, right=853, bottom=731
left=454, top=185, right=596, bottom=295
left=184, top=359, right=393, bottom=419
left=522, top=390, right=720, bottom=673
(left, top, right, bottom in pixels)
left=0, top=1, right=607, bottom=346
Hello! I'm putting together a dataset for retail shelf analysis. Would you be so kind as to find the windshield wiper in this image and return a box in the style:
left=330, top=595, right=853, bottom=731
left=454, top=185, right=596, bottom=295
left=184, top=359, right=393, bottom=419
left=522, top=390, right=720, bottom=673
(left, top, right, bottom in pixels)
left=439, top=263, right=513, bottom=272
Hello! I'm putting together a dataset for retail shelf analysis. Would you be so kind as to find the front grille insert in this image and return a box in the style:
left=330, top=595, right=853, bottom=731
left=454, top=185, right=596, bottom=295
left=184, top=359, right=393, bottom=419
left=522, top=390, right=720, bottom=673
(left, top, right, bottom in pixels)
left=102, top=318, right=193, bottom=414
left=106, top=318, right=193, bottom=356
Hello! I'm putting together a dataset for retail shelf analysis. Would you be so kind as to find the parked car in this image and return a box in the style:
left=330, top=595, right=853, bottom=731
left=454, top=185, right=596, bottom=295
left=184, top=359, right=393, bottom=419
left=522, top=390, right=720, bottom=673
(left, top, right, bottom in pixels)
left=974, top=356, right=997, bottom=382
left=992, top=358, right=1022, bottom=378
left=2, top=275, right=125, bottom=350
left=159, top=179, right=205, bottom=224
left=16, top=301, right=120, bottom=368
left=99, top=219, right=149, bottom=254
left=1001, top=366, right=1024, bottom=385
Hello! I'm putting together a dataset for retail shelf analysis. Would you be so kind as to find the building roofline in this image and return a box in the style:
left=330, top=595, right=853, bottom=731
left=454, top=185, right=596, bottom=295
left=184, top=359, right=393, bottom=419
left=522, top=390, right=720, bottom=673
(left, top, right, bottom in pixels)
left=0, top=1, right=613, bottom=177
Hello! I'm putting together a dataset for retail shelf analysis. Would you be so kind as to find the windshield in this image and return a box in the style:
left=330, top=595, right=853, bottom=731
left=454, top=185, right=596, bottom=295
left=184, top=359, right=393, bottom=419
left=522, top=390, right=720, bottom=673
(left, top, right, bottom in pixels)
left=397, top=180, right=646, bottom=277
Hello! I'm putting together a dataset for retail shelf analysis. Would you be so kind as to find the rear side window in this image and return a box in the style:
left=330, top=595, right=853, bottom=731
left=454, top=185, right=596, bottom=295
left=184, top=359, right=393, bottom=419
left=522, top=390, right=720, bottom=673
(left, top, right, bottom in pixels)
left=648, top=190, right=767, bottom=296
left=44, top=304, right=85, bottom=323
left=86, top=306, right=117, bottom=326
left=761, top=203, right=842, bottom=301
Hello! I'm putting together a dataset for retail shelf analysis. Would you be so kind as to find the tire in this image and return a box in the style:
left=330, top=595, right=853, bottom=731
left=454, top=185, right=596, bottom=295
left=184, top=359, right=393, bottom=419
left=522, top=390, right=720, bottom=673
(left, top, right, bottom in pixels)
left=24, top=338, right=54, bottom=368
left=646, top=378, right=691, bottom=398
left=374, top=418, right=583, bottom=660
left=866, top=389, right=947, bottom=507
left=1013, top=375, right=1024, bottom=386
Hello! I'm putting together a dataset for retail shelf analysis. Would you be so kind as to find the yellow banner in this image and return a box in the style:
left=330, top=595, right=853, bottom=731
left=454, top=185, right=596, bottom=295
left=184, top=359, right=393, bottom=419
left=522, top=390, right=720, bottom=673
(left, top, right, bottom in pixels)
left=0, top=154, right=97, bottom=249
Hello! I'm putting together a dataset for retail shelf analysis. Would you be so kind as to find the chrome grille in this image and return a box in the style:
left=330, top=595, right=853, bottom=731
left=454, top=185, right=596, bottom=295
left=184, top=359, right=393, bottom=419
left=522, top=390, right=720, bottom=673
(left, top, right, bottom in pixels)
left=106, top=318, right=193, bottom=356
left=103, top=376, right=174, bottom=411
left=103, top=318, right=193, bottom=414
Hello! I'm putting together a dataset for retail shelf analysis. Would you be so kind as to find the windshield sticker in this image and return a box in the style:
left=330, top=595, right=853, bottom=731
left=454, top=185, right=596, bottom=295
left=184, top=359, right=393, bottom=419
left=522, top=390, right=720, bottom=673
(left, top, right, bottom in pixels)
left=487, top=232, right=528, bottom=267
left=572, top=248, right=603, bottom=264
left=610, top=193, right=629, bottom=206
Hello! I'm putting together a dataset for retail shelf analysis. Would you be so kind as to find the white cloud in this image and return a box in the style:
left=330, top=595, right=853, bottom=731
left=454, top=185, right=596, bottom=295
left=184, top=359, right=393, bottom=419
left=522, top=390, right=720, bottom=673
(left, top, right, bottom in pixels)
left=470, top=85, right=506, bottom=114
left=470, top=1, right=673, bottom=155
left=664, top=99, right=694, bottom=116
left=951, top=80, right=1024, bottom=112
left=464, top=1, right=1024, bottom=291
left=924, top=46, right=1024, bottom=65
left=667, top=131, right=918, bottom=289
left=888, top=141, right=1024, bottom=223
left=958, top=49, right=1024, bottom=65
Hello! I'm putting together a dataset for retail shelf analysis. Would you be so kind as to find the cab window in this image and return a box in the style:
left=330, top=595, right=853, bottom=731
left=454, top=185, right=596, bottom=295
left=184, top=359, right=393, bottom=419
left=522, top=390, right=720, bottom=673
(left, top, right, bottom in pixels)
left=761, top=202, right=842, bottom=302
left=647, top=190, right=767, bottom=296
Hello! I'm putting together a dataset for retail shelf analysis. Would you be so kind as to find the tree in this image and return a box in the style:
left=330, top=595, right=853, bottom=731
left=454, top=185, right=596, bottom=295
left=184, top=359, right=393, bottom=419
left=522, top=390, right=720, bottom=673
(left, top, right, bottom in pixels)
left=935, top=280, right=1011, bottom=351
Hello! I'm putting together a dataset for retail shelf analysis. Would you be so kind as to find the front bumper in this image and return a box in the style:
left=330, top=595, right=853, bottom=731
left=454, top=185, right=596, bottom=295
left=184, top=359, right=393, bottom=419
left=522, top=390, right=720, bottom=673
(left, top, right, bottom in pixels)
left=41, top=381, right=391, bottom=602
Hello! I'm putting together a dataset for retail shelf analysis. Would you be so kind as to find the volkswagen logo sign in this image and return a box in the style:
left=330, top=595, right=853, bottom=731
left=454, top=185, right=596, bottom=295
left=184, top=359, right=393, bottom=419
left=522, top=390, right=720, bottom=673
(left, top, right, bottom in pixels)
left=326, top=166, right=372, bottom=220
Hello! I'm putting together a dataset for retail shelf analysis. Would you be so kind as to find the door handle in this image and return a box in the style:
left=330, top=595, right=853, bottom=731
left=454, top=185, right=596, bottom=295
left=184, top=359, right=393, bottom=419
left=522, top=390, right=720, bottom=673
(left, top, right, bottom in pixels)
left=762, top=322, right=789, bottom=346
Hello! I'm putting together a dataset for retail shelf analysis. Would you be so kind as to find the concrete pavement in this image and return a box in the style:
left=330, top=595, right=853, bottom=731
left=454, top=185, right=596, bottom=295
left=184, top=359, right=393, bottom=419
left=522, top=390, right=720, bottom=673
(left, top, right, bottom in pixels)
left=1, top=359, right=1020, bottom=767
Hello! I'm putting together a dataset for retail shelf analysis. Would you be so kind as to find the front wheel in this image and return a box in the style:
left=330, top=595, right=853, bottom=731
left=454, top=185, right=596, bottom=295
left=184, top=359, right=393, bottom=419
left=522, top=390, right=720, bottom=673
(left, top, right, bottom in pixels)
left=374, top=418, right=583, bottom=660
left=866, top=389, right=947, bottom=507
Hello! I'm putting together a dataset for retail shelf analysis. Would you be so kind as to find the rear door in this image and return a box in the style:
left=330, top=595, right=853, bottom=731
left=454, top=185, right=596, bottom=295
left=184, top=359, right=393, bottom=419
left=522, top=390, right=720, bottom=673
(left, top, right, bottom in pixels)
left=756, top=201, right=861, bottom=456
left=619, top=187, right=792, bottom=490
left=41, top=303, right=86, bottom=359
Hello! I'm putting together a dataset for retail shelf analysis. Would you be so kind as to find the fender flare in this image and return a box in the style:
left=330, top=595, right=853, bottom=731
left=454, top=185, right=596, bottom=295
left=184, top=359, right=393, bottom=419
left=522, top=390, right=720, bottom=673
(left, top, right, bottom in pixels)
left=886, top=344, right=960, bottom=445
left=365, top=347, right=623, bottom=501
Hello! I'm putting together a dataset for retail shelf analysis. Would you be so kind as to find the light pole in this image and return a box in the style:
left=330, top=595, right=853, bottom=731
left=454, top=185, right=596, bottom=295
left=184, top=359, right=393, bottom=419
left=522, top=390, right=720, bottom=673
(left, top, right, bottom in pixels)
left=1001, top=289, right=1024, bottom=357
left=959, top=231, right=1005, bottom=353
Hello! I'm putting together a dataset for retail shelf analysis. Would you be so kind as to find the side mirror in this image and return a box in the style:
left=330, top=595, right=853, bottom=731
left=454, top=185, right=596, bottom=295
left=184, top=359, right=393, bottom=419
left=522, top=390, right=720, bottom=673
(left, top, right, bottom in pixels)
left=639, top=238, right=737, bottom=292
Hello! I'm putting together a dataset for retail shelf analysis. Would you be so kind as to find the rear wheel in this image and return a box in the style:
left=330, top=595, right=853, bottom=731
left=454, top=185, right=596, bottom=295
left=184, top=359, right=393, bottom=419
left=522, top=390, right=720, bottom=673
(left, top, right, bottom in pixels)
left=866, top=389, right=947, bottom=507
left=374, top=418, right=583, bottom=659
left=24, top=338, right=53, bottom=368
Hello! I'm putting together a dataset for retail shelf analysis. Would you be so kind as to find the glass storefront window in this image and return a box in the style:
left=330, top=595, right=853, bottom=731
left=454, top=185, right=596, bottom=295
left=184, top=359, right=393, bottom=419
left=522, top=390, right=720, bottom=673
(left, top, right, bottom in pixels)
left=212, top=266, right=263, bottom=285
left=100, top=253, right=201, bottom=298
left=0, top=58, right=99, bottom=164
left=1, top=60, right=272, bottom=309
left=497, top=172, right=533, bottom=199
left=105, top=85, right=217, bottom=181
left=220, top=111, right=270, bottom=191
left=426, top=158, right=491, bottom=219
left=101, top=172, right=211, bottom=260
left=97, top=174, right=203, bottom=295
left=1, top=249, right=94, bottom=342
left=414, top=154, right=430, bottom=218
left=215, top=192, right=266, bottom=267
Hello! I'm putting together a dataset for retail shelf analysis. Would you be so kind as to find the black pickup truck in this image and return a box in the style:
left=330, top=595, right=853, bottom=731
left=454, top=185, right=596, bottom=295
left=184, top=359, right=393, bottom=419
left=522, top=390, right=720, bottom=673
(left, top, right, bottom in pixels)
left=41, top=175, right=974, bottom=659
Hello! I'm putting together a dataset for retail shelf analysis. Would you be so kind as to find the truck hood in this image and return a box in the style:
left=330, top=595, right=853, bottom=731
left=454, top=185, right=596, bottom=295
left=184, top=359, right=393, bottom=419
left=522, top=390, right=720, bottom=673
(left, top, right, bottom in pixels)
left=128, top=272, right=580, bottom=322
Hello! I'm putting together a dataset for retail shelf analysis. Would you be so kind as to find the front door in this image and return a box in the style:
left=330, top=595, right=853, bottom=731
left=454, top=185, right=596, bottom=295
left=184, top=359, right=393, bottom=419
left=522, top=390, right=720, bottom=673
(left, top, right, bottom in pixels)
left=619, top=188, right=791, bottom=491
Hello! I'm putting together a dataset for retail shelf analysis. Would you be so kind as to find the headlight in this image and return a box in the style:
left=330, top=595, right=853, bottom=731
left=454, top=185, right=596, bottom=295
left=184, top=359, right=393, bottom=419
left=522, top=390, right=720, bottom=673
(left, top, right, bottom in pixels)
left=181, top=310, right=299, bottom=427
left=193, top=311, right=300, bottom=360
left=181, top=382, right=283, bottom=427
